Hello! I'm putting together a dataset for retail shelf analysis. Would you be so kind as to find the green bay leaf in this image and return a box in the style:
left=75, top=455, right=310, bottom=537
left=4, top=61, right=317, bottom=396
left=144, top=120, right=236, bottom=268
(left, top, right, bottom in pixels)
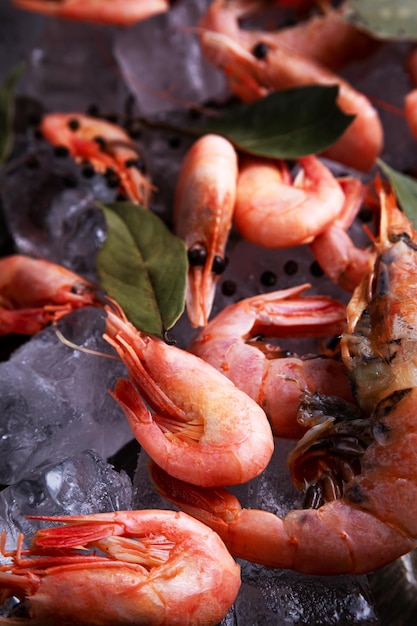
left=0, top=63, right=25, bottom=164
left=343, top=0, right=417, bottom=40
left=378, top=159, right=417, bottom=227
left=200, top=85, right=354, bottom=159
left=97, top=203, right=187, bottom=336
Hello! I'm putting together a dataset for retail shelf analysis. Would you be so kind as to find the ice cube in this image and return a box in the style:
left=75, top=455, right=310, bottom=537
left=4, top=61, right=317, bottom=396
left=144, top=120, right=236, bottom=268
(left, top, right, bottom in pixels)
left=2, top=137, right=115, bottom=282
left=0, top=449, right=132, bottom=555
left=114, top=0, right=229, bottom=115
left=0, top=307, right=133, bottom=485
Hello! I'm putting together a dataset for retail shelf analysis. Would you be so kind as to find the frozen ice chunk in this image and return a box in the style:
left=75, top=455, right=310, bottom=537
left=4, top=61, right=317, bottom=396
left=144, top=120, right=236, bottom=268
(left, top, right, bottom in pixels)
left=23, top=20, right=130, bottom=114
left=2, top=138, right=116, bottom=282
left=114, top=0, right=229, bottom=115
left=0, top=449, right=132, bottom=555
left=0, top=307, right=133, bottom=485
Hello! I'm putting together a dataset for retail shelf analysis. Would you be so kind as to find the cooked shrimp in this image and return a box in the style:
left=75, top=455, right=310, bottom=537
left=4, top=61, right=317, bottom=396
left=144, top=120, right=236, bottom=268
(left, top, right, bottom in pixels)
left=234, top=155, right=346, bottom=247
left=40, top=113, right=153, bottom=206
left=199, top=1, right=383, bottom=172
left=0, top=255, right=101, bottom=336
left=202, top=0, right=378, bottom=72
left=0, top=510, right=240, bottom=625
left=189, top=284, right=352, bottom=439
left=174, top=134, right=238, bottom=328
left=103, top=300, right=274, bottom=487
left=149, top=183, right=417, bottom=575
left=309, top=176, right=376, bottom=292
left=12, top=0, right=170, bottom=26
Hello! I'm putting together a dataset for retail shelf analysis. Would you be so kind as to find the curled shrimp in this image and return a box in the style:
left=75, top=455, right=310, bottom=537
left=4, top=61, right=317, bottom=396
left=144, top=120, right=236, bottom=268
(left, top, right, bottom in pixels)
left=149, top=182, right=417, bottom=575
left=189, top=284, right=352, bottom=439
left=199, top=0, right=383, bottom=172
left=12, top=0, right=170, bottom=26
left=174, top=134, right=238, bottom=327
left=234, top=155, right=346, bottom=247
left=309, top=176, right=376, bottom=292
left=0, top=254, right=101, bottom=336
left=0, top=510, right=240, bottom=625
left=40, top=113, right=153, bottom=206
left=103, top=300, right=274, bottom=487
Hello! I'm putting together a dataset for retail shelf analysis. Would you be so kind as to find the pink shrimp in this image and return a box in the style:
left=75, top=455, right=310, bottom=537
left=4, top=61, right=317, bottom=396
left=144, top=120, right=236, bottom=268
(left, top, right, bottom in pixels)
left=103, top=300, right=274, bottom=487
left=12, top=0, right=170, bottom=26
left=199, top=0, right=383, bottom=172
left=233, top=155, right=346, bottom=247
left=0, top=254, right=101, bottom=336
left=174, top=134, right=238, bottom=327
left=309, top=176, right=376, bottom=292
left=189, top=284, right=352, bottom=439
left=0, top=510, right=240, bottom=625
left=40, top=113, right=153, bottom=206
left=149, top=183, right=417, bottom=575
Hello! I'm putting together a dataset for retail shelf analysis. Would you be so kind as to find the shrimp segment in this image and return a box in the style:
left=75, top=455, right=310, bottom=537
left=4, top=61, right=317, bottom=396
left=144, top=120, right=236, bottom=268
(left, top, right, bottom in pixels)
left=103, top=302, right=274, bottom=487
left=40, top=113, right=153, bottom=206
left=189, top=284, right=352, bottom=438
left=309, top=176, right=375, bottom=292
left=0, top=255, right=100, bottom=336
left=0, top=510, right=241, bottom=625
left=199, top=0, right=383, bottom=172
left=150, top=183, right=417, bottom=575
left=12, top=0, right=170, bottom=26
left=234, top=155, right=346, bottom=247
left=150, top=462, right=417, bottom=575
left=174, top=134, right=238, bottom=327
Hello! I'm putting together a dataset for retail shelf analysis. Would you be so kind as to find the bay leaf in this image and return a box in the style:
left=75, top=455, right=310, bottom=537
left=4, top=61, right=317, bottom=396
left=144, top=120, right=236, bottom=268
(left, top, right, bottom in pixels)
left=343, top=0, right=417, bottom=40
left=378, top=159, right=417, bottom=227
left=200, top=85, right=354, bottom=158
left=97, top=203, right=187, bottom=336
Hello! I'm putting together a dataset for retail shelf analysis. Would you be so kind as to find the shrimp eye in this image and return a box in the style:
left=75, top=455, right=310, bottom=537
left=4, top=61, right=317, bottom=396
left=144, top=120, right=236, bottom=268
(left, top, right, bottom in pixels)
left=94, top=136, right=106, bottom=150
left=70, top=283, right=89, bottom=296
left=68, top=117, right=80, bottom=131
left=188, top=247, right=207, bottom=266
left=252, top=42, right=269, bottom=60
left=212, top=255, right=228, bottom=275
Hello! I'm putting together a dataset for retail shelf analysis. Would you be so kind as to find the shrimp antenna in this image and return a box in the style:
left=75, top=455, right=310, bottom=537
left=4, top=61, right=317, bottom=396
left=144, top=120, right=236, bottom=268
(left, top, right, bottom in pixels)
left=53, top=326, right=120, bottom=361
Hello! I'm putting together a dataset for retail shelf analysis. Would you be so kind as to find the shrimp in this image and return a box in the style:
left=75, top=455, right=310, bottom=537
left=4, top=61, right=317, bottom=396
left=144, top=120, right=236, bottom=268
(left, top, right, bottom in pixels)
left=12, top=0, right=170, bottom=26
left=40, top=113, right=153, bottom=206
left=149, top=183, right=417, bottom=575
left=309, top=176, right=376, bottom=292
left=103, top=300, right=274, bottom=487
left=0, top=255, right=101, bottom=336
left=0, top=509, right=240, bottom=625
left=234, top=155, right=346, bottom=248
left=202, top=0, right=378, bottom=72
left=174, top=134, right=238, bottom=328
left=199, top=0, right=383, bottom=172
left=189, top=284, right=352, bottom=439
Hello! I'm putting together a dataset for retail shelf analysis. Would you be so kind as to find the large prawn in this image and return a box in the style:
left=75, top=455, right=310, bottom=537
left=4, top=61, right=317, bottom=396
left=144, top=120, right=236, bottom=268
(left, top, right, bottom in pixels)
left=40, top=113, right=153, bottom=206
left=0, top=255, right=101, bottom=336
left=12, top=0, right=170, bottom=26
left=199, top=0, right=383, bottom=172
left=233, top=154, right=346, bottom=248
left=0, top=510, right=240, bottom=625
left=174, top=133, right=238, bottom=327
left=103, top=300, right=274, bottom=487
left=189, top=284, right=351, bottom=439
left=150, top=182, right=417, bottom=575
